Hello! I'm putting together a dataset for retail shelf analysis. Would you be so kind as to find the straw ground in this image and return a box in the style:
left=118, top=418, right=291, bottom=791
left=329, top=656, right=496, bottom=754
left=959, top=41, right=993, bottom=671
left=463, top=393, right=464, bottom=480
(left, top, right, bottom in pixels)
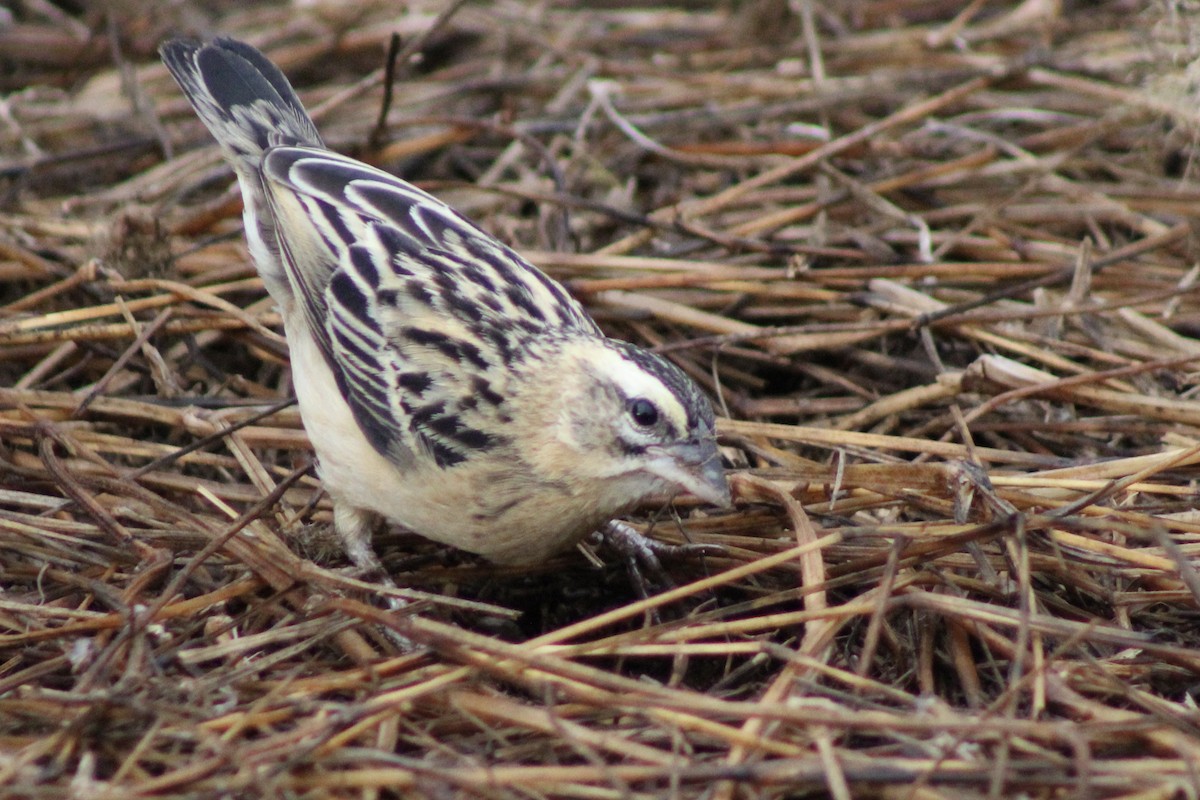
left=4, top=2, right=1200, bottom=797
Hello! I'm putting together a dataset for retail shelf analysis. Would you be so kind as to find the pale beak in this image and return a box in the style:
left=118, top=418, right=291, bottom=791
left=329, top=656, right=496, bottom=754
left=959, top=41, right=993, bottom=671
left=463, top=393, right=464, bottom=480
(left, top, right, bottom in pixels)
left=647, top=438, right=731, bottom=508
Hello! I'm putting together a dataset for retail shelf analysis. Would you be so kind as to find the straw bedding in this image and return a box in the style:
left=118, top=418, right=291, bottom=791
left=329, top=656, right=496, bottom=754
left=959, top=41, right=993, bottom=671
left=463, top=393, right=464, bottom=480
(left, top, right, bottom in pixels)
left=3, top=1, right=1200, bottom=797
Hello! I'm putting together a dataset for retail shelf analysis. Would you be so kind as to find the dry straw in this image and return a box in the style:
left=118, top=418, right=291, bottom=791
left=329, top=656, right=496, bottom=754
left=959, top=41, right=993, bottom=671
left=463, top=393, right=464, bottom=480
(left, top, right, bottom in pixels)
left=4, top=1, right=1200, bottom=797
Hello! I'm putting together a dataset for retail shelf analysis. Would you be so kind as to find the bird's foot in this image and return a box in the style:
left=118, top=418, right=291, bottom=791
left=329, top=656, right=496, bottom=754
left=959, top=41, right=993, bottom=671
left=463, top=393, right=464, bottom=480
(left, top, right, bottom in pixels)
left=590, top=520, right=723, bottom=600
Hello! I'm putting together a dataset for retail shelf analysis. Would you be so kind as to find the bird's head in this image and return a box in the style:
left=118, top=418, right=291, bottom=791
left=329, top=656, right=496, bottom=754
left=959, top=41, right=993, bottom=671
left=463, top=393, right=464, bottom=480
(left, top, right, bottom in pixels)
left=519, top=338, right=729, bottom=513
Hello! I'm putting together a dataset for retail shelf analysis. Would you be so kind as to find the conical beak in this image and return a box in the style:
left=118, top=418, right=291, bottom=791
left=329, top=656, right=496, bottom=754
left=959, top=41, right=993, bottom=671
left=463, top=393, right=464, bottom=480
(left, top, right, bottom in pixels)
left=648, top=439, right=731, bottom=508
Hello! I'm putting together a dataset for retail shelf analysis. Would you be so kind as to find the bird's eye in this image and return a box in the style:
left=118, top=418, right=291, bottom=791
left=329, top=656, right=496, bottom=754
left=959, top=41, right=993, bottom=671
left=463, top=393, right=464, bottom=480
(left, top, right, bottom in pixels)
left=628, top=398, right=659, bottom=428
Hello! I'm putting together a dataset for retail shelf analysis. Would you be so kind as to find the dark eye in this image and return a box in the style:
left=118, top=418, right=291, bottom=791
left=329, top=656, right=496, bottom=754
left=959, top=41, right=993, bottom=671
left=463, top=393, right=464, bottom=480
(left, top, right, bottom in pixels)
left=628, top=398, right=659, bottom=428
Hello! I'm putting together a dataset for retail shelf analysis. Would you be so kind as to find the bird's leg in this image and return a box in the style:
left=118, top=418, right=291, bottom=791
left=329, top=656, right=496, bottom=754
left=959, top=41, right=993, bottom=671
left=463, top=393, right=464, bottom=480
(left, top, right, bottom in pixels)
left=333, top=502, right=385, bottom=576
left=334, top=502, right=407, bottom=612
left=331, top=501, right=418, bottom=651
left=592, top=519, right=723, bottom=599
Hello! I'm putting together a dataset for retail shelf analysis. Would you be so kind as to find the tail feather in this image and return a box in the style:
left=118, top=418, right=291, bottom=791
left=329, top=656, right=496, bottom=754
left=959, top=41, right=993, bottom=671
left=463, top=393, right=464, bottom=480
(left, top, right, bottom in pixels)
left=160, top=37, right=322, bottom=160
left=161, top=37, right=325, bottom=307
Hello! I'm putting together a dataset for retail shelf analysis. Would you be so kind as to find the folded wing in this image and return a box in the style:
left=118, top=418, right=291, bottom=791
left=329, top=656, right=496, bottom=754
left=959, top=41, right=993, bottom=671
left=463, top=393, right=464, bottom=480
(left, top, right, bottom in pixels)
left=260, top=146, right=601, bottom=468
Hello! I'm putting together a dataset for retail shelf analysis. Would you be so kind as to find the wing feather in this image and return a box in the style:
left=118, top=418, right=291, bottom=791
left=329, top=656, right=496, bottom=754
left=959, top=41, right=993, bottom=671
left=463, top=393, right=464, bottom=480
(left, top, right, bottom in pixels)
left=260, top=146, right=593, bottom=468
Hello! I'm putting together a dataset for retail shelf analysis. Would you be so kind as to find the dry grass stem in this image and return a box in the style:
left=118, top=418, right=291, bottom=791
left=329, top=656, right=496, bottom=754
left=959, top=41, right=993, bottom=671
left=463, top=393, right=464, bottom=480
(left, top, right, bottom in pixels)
left=4, top=1, right=1200, bottom=797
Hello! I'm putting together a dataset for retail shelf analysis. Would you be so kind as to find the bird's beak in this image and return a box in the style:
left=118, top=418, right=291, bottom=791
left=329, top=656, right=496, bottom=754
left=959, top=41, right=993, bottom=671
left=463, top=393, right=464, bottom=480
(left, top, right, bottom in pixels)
left=647, top=439, right=731, bottom=508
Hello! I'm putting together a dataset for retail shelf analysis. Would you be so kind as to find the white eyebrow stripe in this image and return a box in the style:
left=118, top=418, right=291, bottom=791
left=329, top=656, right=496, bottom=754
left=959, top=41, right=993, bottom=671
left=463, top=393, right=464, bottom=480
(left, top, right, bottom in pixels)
left=584, top=346, right=690, bottom=434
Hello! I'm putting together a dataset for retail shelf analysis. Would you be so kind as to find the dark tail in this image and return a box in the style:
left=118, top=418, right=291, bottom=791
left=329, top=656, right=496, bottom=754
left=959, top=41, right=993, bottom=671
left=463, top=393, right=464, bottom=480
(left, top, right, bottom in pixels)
left=160, top=38, right=323, bottom=171
left=161, top=38, right=325, bottom=306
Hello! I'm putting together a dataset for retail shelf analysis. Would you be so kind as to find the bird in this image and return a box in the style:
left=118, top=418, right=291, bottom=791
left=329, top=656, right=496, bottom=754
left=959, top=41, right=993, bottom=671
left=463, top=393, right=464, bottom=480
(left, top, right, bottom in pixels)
left=160, top=37, right=729, bottom=580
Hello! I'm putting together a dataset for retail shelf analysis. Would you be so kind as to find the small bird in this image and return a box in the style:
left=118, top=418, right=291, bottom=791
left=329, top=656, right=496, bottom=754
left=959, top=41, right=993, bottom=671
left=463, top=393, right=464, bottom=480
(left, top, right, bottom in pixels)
left=160, top=38, right=728, bottom=578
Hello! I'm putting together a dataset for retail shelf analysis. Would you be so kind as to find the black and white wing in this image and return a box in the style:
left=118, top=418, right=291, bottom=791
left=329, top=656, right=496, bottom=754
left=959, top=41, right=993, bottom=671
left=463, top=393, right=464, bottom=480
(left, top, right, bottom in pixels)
left=259, top=146, right=601, bottom=468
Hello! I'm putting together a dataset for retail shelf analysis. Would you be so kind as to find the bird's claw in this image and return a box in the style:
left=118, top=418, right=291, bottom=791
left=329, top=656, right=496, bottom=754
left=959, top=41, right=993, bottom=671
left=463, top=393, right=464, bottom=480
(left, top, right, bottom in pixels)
left=592, top=520, right=723, bottom=600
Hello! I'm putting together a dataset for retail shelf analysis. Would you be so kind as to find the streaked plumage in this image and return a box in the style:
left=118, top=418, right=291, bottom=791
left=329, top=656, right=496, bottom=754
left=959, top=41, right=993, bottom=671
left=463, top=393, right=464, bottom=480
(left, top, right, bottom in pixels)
left=161, top=38, right=728, bottom=570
